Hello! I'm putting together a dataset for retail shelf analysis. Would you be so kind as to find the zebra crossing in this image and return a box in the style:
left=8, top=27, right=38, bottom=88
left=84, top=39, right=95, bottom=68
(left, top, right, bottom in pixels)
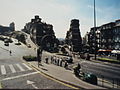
left=0, top=63, right=33, bottom=75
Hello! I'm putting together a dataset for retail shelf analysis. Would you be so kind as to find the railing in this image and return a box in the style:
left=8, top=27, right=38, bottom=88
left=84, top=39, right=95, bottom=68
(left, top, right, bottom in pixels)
left=98, top=75, right=120, bottom=89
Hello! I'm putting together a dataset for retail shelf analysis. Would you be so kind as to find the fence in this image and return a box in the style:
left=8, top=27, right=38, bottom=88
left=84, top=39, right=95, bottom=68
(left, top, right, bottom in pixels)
left=97, top=75, right=120, bottom=89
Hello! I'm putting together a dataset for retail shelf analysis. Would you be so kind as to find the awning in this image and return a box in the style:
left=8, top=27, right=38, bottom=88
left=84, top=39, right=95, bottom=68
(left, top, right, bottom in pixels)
left=111, top=50, right=120, bottom=54
left=98, top=49, right=112, bottom=52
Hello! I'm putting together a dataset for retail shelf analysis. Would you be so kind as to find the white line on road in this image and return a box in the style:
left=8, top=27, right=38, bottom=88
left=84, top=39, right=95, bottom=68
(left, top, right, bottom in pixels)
left=16, top=64, right=25, bottom=71
left=1, top=72, right=39, bottom=81
left=1, top=65, right=6, bottom=75
left=9, top=64, right=16, bottom=73
left=22, top=63, right=32, bottom=70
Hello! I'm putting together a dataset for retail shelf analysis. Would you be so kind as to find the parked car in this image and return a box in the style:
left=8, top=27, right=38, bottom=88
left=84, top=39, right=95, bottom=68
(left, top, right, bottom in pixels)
left=4, top=39, right=9, bottom=43
left=66, top=56, right=73, bottom=63
left=4, top=43, right=9, bottom=46
left=83, top=73, right=97, bottom=85
left=27, top=44, right=31, bottom=48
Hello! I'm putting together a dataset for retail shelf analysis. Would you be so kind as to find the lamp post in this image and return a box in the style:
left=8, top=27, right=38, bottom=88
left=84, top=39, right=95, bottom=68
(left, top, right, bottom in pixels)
left=94, top=0, right=97, bottom=60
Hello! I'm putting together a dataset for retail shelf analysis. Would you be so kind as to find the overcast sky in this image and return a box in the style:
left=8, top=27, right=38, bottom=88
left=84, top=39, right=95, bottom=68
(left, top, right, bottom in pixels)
left=0, top=0, right=120, bottom=38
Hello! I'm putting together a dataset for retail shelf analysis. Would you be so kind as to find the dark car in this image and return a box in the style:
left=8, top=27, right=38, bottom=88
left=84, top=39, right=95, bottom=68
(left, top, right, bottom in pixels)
left=4, top=39, right=9, bottom=43
left=83, top=73, right=97, bottom=85
left=27, top=44, right=31, bottom=48
left=66, top=56, right=73, bottom=63
left=4, top=43, right=9, bottom=46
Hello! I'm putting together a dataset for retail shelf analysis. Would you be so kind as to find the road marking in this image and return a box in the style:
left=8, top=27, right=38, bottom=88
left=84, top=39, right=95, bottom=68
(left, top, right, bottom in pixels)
left=22, top=63, right=32, bottom=70
left=9, top=64, right=16, bottom=73
left=1, top=72, right=38, bottom=81
left=30, top=65, right=79, bottom=89
left=27, top=80, right=38, bottom=89
left=1, top=65, right=6, bottom=75
left=22, top=60, right=80, bottom=89
left=16, top=64, right=25, bottom=71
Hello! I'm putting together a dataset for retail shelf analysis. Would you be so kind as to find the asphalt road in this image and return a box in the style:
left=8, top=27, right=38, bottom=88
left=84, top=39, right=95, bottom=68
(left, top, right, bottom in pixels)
left=0, top=38, right=72, bottom=89
left=80, top=61, right=120, bottom=79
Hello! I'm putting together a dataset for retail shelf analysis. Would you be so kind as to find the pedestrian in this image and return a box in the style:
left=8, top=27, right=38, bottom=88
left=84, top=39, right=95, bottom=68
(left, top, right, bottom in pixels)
left=54, top=57, right=57, bottom=65
left=86, top=53, right=90, bottom=60
left=57, top=58, right=60, bottom=66
left=52, top=56, right=55, bottom=64
left=64, top=61, right=68, bottom=69
left=51, top=56, right=53, bottom=64
left=60, top=58, right=63, bottom=67
left=77, top=63, right=81, bottom=70
left=45, top=57, right=49, bottom=64
left=9, top=50, right=12, bottom=56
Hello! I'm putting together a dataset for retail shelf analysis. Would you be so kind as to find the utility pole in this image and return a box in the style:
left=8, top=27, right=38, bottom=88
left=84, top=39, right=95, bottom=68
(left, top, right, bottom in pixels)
left=94, top=0, right=97, bottom=60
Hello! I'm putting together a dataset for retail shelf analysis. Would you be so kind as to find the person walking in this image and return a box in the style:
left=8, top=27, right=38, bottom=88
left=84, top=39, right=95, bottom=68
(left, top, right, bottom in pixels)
left=64, top=61, right=68, bottom=69
left=51, top=56, right=53, bottom=64
left=45, top=57, right=49, bottom=64
left=9, top=50, right=12, bottom=56
left=60, top=58, right=63, bottom=67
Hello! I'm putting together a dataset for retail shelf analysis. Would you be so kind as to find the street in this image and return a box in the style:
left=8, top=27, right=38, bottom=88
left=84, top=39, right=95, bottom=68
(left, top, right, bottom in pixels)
left=0, top=36, right=120, bottom=89
left=0, top=38, right=72, bottom=89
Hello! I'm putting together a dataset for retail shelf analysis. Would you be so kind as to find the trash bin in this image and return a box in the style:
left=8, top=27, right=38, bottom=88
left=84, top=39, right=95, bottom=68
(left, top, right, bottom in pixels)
left=83, top=73, right=97, bottom=85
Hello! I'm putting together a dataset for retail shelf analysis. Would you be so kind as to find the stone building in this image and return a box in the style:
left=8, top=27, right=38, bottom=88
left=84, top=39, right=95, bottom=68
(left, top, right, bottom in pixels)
left=22, top=15, right=59, bottom=52
left=65, top=19, right=82, bottom=52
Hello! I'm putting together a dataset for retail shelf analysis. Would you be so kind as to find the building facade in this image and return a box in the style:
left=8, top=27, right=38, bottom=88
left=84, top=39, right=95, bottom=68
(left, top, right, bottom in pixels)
left=0, top=23, right=15, bottom=35
left=22, top=15, right=59, bottom=52
left=87, top=19, right=120, bottom=54
left=65, top=19, right=82, bottom=52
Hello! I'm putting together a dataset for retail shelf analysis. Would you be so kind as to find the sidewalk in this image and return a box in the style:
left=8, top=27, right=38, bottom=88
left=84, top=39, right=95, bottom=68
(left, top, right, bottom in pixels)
left=28, top=61, right=105, bottom=89
left=24, top=34, right=105, bottom=89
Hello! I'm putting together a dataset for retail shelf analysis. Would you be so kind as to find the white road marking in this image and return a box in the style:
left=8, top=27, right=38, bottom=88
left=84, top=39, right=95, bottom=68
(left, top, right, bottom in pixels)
left=1, top=65, right=6, bottom=75
left=9, top=64, right=16, bottom=73
left=27, top=80, right=38, bottom=89
left=1, top=72, right=39, bottom=81
left=22, top=63, right=32, bottom=70
left=16, top=64, right=25, bottom=71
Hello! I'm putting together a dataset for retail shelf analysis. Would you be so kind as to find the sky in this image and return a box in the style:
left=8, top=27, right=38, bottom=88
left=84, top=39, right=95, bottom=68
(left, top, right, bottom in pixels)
left=0, top=0, right=120, bottom=38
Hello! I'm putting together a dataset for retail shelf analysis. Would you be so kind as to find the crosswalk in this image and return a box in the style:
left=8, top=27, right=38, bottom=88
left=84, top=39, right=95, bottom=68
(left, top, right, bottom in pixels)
left=0, top=63, right=33, bottom=75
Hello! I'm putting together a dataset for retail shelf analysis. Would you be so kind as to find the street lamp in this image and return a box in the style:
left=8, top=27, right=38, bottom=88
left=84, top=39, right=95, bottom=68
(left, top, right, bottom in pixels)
left=94, top=0, right=97, bottom=60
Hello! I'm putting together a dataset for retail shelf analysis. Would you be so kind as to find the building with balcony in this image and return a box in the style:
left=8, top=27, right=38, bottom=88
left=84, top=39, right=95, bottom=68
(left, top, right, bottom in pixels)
left=87, top=19, right=120, bottom=54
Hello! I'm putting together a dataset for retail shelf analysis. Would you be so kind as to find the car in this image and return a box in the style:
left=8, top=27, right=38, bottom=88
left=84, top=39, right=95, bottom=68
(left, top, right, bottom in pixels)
left=83, top=73, right=97, bottom=85
left=66, top=56, right=73, bottom=63
left=4, top=39, right=9, bottom=43
left=4, top=43, right=9, bottom=46
left=27, top=44, right=31, bottom=48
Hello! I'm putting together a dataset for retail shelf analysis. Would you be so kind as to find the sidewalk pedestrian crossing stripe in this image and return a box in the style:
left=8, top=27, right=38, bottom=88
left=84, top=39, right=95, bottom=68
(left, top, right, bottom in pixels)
left=1, top=65, right=6, bottom=75
left=0, top=63, right=32, bottom=75
left=16, top=64, right=25, bottom=71
left=9, top=65, right=16, bottom=73
left=22, top=63, right=32, bottom=70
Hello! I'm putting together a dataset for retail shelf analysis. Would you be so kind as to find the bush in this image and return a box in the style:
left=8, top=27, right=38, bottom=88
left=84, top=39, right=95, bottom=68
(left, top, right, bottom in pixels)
left=23, top=55, right=37, bottom=61
left=98, top=58, right=120, bottom=64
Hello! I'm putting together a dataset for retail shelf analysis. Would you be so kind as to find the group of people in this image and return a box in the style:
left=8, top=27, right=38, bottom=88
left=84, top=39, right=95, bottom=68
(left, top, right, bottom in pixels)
left=45, top=56, right=69, bottom=69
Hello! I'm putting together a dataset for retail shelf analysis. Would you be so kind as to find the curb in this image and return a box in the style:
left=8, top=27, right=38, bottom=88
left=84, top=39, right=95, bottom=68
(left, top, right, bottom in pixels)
left=29, top=64, right=84, bottom=89
left=22, top=60, right=82, bottom=89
